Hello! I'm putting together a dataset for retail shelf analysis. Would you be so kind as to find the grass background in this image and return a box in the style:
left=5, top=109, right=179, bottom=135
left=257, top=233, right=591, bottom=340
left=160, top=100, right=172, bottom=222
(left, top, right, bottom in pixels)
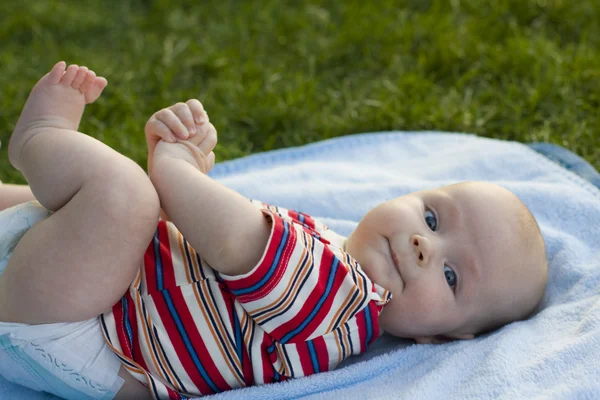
left=1, top=0, right=599, bottom=183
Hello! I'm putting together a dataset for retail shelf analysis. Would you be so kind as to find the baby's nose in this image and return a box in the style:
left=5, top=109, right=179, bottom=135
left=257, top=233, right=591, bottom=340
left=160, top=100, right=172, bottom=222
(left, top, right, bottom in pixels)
left=410, top=234, right=432, bottom=267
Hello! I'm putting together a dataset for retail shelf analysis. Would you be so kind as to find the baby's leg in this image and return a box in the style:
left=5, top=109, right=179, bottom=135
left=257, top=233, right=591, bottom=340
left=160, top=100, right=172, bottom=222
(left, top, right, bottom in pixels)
left=0, top=183, right=35, bottom=211
left=0, top=62, right=160, bottom=324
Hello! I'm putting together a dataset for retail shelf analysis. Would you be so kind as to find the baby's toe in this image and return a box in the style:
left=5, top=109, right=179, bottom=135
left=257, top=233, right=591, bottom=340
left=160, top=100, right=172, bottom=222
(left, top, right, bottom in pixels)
left=84, top=77, right=108, bottom=104
left=79, top=70, right=97, bottom=93
left=60, top=64, right=79, bottom=86
left=47, top=61, right=66, bottom=85
left=71, top=66, right=89, bottom=90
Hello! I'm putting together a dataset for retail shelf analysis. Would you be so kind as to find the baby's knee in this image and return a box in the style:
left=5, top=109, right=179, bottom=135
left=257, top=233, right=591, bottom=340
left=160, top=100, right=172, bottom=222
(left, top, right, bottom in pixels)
left=93, top=159, right=160, bottom=225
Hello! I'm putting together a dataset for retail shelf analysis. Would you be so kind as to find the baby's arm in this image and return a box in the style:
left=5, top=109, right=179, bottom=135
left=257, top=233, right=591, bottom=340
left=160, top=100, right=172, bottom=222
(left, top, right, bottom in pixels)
left=147, top=101, right=270, bottom=276
left=145, top=99, right=214, bottom=222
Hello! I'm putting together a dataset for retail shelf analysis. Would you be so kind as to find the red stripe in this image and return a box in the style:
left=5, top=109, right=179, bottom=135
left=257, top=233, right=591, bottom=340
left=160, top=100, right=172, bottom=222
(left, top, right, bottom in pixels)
left=151, top=288, right=212, bottom=394
left=109, top=294, right=148, bottom=373
left=170, top=286, right=233, bottom=393
left=313, top=336, right=329, bottom=372
left=288, top=209, right=316, bottom=230
left=125, top=292, right=150, bottom=372
left=297, top=341, right=315, bottom=375
left=225, top=213, right=290, bottom=303
left=157, top=220, right=233, bottom=392
left=356, top=306, right=368, bottom=353
left=146, top=232, right=220, bottom=393
left=260, top=335, right=275, bottom=383
left=167, top=385, right=182, bottom=400
left=242, top=337, right=254, bottom=386
left=369, top=301, right=381, bottom=345
left=143, top=224, right=159, bottom=296
left=110, top=300, right=131, bottom=359
left=233, top=293, right=254, bottom=386
left=287, top=210, right=303, bottom=227
left=221, top=288, right=236, bottom=329
left=221, top=290, right=254, bottom=386
left=158, top=221, right=177, bottom=291
left=270, top=241, right=346, bottom=342
left=300, top=213, right=316, bottom=230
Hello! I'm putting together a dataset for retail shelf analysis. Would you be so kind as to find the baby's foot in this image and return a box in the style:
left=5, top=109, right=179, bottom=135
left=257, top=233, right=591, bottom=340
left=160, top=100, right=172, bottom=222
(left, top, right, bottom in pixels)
left=8, top=61, right=108, bottom=170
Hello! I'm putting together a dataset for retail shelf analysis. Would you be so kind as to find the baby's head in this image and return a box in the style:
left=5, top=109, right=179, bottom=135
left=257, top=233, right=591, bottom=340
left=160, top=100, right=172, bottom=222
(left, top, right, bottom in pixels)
left=345, top=181, right=548, bottom=343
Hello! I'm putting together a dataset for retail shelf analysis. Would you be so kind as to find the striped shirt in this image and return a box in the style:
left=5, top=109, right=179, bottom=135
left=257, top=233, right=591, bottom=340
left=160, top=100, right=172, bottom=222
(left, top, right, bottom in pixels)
left=100, top=201, right=392, bottom=399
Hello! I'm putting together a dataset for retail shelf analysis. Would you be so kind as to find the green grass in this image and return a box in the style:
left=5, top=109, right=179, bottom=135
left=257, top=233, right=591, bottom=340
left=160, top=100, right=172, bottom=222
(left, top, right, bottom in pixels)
left=1, top=0, right=600, bottom=183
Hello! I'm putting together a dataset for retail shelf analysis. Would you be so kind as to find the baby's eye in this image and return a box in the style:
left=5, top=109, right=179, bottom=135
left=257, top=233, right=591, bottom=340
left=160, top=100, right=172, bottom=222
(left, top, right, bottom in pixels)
left=424, top=209, right=437, bottom=231
left=444, top=265, right=457, bottom=288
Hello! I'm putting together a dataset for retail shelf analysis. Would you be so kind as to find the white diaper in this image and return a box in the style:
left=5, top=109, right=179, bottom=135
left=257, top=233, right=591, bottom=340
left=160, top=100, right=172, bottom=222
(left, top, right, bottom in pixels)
left=0, top=202, right=124, bottom=400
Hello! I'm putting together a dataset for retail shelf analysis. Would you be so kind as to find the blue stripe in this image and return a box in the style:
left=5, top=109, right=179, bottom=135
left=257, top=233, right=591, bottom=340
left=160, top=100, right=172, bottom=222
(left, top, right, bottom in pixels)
left=254, top=242, right=312, bottom=321
left=150, top=325, right=186, bottom=392
left=307, top=340, right=320, bottom=373
left=332, top=289, right=358, bottom=329
left=163, top=291, right=220, bottom=393
left=100, top=315, right=137, bottom=369
left=298, top=213, right=305, bottom=223
left=201, top=282, right=244, bottom=380
left=197, top=284, right=241, bottom=378
left=337, top=328, right=346, bottom=360
left=183, top=240, right=197, bottom=282
left=122, top=297, right=133, bottom=350
left=281, top=345, right=295, bottom=378
left=153, top=230, right=164, bottom=291
left=364, top=306, right=373, bottom=348
left=232, top=221, right=289, bottom=296
left=280, top=257, right=339, bottom=344
left=346, top=322, right=354, bottom=354
left=231, top=301, right=244, bottom=365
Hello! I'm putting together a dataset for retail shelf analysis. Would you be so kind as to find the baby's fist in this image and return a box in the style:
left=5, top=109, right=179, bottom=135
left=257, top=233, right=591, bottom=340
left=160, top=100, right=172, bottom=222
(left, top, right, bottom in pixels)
left=145, top=100, right=216, bottom=174
left=145, top=99, right=207, bottom=143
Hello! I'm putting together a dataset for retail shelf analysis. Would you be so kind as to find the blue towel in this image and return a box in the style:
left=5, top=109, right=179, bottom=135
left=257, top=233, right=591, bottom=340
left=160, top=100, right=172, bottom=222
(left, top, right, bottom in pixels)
left=2, top=132, right=599, bottom=399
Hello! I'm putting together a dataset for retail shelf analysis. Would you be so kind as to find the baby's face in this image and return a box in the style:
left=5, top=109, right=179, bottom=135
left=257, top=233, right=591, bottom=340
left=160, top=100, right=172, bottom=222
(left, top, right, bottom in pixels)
left=345, top=181, right=541, bottom=342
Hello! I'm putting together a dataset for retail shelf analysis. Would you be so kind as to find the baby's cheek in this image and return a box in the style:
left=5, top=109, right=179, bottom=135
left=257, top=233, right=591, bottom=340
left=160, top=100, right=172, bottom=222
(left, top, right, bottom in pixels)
left=404, top=288, right=442, bottom=320
left=381, top=282, right=449, bottom=336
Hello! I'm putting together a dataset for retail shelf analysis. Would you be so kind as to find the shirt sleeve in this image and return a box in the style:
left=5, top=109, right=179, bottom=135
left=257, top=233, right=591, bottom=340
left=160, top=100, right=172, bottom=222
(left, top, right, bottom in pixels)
left=219, top=209, right=391, bottom=344
left=249, top=199, right=331, bottom=235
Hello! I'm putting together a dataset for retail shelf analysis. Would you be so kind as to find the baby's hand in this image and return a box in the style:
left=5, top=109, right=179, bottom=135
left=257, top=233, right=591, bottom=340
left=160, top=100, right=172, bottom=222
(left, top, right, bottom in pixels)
left=145, top=99, right=216, bottom=174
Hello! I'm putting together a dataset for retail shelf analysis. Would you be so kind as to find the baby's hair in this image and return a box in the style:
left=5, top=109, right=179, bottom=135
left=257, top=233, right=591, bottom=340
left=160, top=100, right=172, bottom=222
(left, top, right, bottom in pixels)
left=516, top=203, right=548, bottom=315
left=473, top=198, right=548, bottom=336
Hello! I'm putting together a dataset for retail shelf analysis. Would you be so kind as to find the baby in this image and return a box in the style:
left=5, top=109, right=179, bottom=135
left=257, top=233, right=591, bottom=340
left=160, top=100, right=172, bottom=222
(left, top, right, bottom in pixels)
left=0, top=62, right=548, bottom=400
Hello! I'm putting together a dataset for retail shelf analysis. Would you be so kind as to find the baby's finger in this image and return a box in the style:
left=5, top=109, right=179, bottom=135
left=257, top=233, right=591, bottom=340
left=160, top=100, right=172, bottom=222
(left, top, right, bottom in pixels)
left=186, top=99, right=208, bottom=124
left=147, top=118, right=177, bottom=143
left=155, top=108, right=189, bottom=140
left=206, top=151, right=215, bottom=172
left=170, top=102, right=197, bottom=137
left=198, top=123, right=217, bottom=154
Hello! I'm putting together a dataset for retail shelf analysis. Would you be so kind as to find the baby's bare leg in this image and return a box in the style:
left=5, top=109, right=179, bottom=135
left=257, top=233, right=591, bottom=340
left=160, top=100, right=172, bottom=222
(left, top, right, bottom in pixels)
left=0, top=62, right=160, bottom=324
left=0, top=183, right=35, bottom=211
